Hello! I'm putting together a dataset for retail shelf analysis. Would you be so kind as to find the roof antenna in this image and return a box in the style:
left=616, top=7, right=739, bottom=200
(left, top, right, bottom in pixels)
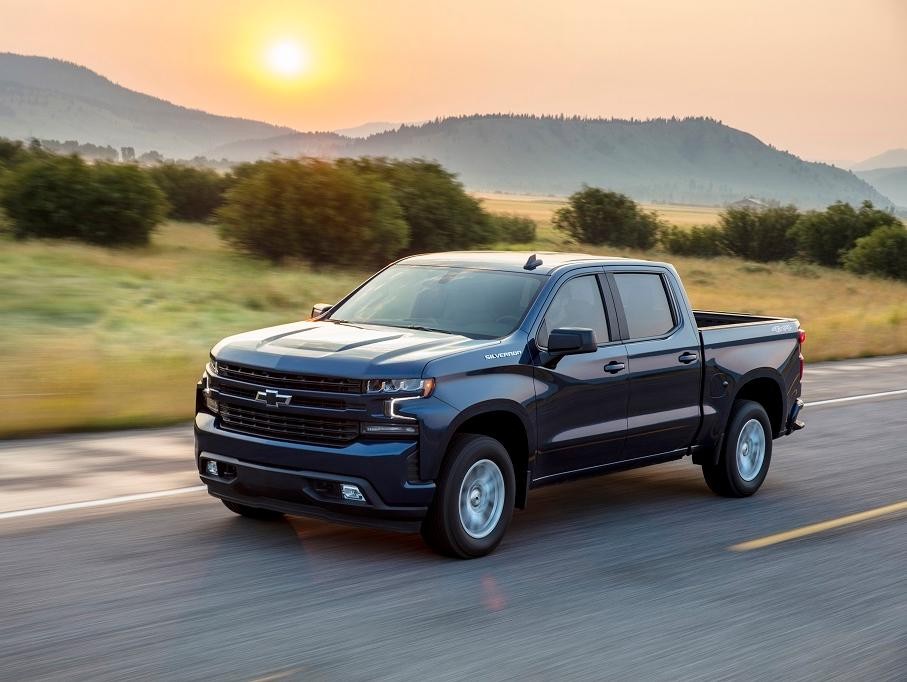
left=524, top=253, right=543, bottom=270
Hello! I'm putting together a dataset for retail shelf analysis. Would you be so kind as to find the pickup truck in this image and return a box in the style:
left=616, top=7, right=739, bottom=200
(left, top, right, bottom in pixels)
left=196, top=252, right=805, bottom=558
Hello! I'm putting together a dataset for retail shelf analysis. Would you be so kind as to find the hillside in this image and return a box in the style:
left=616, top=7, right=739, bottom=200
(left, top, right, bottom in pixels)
left=0, top=54, right=893, bottom=208
left=0, top=53, right=294, bottom=158
left=855, top=166, right=907, bottom=208
left=216, top=115, right=891, bottom=208
left=852, top=148, right=907, bottom=171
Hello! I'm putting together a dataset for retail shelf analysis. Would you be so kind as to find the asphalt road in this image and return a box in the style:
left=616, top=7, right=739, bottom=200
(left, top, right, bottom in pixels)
left=2, top=356, right=906, bottom=681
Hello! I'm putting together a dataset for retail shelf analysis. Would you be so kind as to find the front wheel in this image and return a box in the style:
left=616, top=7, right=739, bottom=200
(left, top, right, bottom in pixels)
left=421, top=434, right=515, bottom=558
left=702, top=400, right=772, bottom=497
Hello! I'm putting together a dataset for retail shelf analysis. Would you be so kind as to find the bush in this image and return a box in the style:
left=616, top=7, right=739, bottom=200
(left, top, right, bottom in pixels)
left=718, top=205, right=798, bottom=262
left=338, top=158, right=497, bottom=253
left=488, top=213, right=537, bottom=242
left=660, top=224, right=724, bottom=257
left=0, top=155, right=166, bottom=246
left=218, top=158, right=409, bottom=266
left=147, top=163, right=228, bottom=221
left=552, top=186, right=661, bottom=249
left=842, top=225, right=907, bottom=281
left=789, top=201, right=900, bottom=267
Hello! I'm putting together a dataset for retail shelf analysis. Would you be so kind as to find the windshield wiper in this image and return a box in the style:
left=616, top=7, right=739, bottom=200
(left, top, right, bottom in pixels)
left=397, top=324, right=455, bottom=335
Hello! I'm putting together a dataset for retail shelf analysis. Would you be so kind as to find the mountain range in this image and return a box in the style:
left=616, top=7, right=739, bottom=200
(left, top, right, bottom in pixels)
left=0, top=53, right=898, bottom=208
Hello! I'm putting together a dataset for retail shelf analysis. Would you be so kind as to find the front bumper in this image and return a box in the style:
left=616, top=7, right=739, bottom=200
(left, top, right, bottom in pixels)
left=195, top=413, right=435, bottom=531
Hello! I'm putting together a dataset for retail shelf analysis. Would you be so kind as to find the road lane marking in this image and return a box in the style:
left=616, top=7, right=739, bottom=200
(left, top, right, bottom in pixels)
left=0, top=485, right=206, bottom=521
left=729, top=500, right=907, bottom=551
left=806, top=389, right=907, bottom=407
left=1, top=387, right=905, bottom=521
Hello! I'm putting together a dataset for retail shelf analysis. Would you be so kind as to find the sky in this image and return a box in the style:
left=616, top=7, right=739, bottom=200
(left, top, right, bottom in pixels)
left=0, top=0, right=904, bottom=162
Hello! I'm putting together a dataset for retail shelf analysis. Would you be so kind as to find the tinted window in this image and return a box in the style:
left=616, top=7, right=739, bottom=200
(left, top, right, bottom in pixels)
left=538, top=275, right=609, bottom=346
left=613, top=273, right=675, bottom=338
left=328, top=265, right=544, bottom=339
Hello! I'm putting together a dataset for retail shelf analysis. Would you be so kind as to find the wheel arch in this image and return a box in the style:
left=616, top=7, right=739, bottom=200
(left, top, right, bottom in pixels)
left=439, top=401, right=534, bottom=509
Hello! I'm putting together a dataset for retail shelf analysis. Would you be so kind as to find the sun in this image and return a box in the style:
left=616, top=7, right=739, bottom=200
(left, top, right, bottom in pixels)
left=265, top=40, right=309, bottom=78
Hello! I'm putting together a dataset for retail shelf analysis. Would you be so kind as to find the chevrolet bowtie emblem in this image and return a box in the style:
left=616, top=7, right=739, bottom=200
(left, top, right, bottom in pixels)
left=255, top=389, right=292, bottom=407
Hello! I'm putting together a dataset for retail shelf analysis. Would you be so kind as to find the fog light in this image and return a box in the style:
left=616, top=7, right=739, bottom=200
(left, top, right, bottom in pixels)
left=205, top=394, right=219, bottom=414
left=361, top=423, right=418, bottom=435
left=340, top=484, right=366, bottom=502
left=205, top=460, right=219, bottom=477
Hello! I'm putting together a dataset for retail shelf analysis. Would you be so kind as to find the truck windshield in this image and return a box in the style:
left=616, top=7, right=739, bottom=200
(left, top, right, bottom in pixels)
left=327, top=264, right=545, bottom=339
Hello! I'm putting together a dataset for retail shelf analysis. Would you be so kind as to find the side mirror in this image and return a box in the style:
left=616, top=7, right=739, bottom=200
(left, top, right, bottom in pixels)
left=311, top=303, right=334, bottom=319
left=547, top=327, right=598, bottom=355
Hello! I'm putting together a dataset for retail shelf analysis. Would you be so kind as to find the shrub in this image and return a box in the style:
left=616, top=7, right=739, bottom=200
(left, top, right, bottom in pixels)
left=789, top=201, right=900, bottom=267
left=147, top=163, right=228, bottom=221
left=842, top=225, right=907, bottom=281
left=218, top=158, right=409, bottom=266
left=660, top=224, right=724, bottom=257
left=338, top=158, right=497, bottom=253
left=0, top=155, right=166, bottom=246
left=488, top=213, right=537, bottom=242
left=718, top=205, right=799, bottom=262
left=552, top=186, right=661, bottom=249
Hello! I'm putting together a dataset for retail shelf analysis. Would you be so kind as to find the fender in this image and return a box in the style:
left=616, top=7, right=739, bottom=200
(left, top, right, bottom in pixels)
left=696, top=366, right=786, bottom=466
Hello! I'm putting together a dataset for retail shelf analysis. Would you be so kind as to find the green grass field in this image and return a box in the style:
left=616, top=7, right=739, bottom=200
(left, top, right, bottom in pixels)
left=2, top=205, right=907, bottom=438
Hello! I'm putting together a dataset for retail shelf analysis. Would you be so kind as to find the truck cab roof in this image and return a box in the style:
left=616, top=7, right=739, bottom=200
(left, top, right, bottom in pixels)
left=398, top=251, right=664, bottom=275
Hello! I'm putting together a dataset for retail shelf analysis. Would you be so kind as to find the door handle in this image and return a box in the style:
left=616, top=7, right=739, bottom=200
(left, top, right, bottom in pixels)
left=604, top=361, right=626, bottom=374
left=678, top=351, right=699, bottom=364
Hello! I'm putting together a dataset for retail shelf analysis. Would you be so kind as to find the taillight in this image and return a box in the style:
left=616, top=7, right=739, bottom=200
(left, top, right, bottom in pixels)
left=798, top=328, right=805, bottom=379
left=798, top=330, right=806, bottom=345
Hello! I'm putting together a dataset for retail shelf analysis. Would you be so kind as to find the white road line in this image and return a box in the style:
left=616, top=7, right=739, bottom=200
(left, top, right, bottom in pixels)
left=2, top=388, right=906, bottom=522
left=806, top=389, right=907, bottom=407
left=0, top=486, right=206, bottom=521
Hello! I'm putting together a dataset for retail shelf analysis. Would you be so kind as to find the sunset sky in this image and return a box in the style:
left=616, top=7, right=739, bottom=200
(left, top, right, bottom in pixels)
left=1, top=0, right=904, bottom=162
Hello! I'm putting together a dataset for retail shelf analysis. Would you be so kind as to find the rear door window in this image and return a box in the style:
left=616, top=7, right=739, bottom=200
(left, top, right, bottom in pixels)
left=613, top=273, right=675, bottom=339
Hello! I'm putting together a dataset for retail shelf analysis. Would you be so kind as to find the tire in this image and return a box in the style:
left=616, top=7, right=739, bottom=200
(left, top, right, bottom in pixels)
left=222, top=499, right=284, bottom=520
left=421, top=434, right=516, bottom=559
left=702, top=400, right=772, bottom=498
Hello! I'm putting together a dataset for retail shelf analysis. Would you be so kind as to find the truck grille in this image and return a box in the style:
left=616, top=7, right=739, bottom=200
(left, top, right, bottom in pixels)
left=216, top=362, right=363, bottom=394
left=219, top=404, right=359, bottom=445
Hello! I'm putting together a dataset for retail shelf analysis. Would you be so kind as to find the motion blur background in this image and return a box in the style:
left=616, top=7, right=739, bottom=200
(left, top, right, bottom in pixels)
left=1, top=1, right=906, bottom=679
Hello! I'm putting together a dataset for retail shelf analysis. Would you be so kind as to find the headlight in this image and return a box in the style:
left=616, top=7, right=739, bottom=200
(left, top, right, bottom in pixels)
left=366, top=378, right=435, bottom=397
left=209, top=357, right=219, bottom=375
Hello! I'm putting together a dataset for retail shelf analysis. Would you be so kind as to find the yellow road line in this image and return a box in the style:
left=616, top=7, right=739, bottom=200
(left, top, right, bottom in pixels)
left=729, top=500, right=907, bottom=551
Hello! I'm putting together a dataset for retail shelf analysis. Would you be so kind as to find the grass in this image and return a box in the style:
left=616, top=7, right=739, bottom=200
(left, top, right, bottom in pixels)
left=2, top=208, right=907, bottom=437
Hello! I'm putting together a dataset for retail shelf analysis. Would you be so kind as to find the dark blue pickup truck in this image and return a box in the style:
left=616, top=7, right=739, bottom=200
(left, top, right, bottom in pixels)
left=196, top=252, right=804, bottom=557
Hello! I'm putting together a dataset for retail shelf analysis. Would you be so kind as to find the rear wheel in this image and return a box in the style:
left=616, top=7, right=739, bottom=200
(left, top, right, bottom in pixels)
left=222, top=499, right=284, bottom=520
left=421, top=434, right=515, bottom=558
left=702, top=400, right=772, bottom=497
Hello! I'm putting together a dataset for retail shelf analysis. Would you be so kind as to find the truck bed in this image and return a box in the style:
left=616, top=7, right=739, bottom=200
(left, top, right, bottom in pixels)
left=693, top=310, right=788, bottom=329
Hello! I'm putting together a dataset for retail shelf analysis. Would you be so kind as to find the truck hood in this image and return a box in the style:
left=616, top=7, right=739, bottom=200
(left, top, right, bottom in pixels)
left=210, top=320, right=504, bottom=378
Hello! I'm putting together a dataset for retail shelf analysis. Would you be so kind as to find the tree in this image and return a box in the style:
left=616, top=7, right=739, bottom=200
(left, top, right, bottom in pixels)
left=147, top=163, right=229, bottom=221
left=488, top=213, right=537, bottom=242
left=660, top=225, right=725, bottom=257
left=552, top=186, right=661, bottom=249
left=218, top=158, right=409, bottom=266
left=789, top=201, right=900, bottom=267
left=718, top=205, right=799, bottom=262
left=842, top=225, right=907, bottom=281
left=1, top=155, right=166, bottom=245
left=338, top=158, right=497, bottom=253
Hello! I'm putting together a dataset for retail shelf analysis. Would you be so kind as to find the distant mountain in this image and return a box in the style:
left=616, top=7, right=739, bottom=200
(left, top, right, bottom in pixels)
left=855, top=166, right=907, bottom=208
left=216, top=115, right=891, bottom=208
left=0, top=54, right=892, bottom=208
left=852, top=148, right=907, bottom=171
left=0, top=53, right=295, bottom=158
left=334, top=121, right=404, bottom=138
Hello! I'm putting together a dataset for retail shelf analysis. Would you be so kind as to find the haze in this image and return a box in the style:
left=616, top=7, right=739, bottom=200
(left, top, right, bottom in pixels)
left=1, top=0, right=904, bottom=162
